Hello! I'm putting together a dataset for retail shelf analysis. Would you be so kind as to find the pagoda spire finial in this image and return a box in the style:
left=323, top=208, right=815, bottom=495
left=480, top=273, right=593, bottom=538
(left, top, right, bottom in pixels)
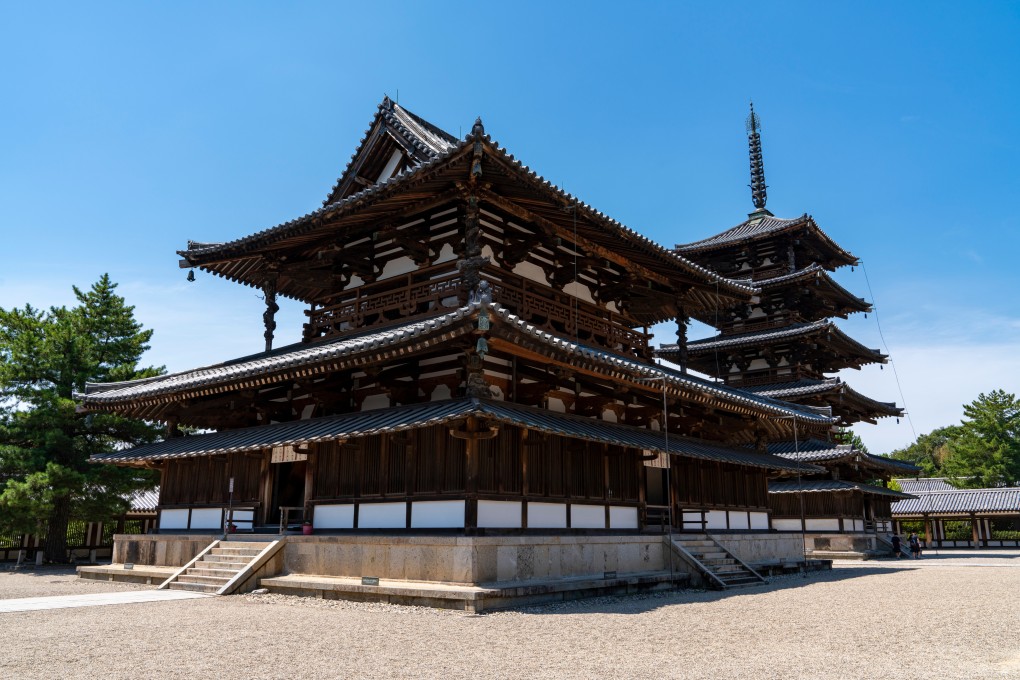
left=746, top=101, right=768, bottom=212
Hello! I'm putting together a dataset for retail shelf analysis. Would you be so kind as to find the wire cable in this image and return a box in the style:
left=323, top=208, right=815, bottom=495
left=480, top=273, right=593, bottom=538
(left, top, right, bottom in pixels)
left=859, top=261, right=918, bottom=441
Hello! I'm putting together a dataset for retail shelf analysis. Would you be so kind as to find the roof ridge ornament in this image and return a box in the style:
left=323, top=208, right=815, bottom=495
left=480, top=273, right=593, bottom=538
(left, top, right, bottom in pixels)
left=746, top=101, right=771, bottom=217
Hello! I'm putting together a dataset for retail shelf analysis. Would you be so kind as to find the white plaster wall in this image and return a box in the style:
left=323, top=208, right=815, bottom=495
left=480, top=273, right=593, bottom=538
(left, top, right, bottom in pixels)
left=562, top=281, right=595, bottom=303
left=358, top=503, right=407, bottom=529
left=527, top=502, right=567, bottom=528
left=430, top=384, right=452, bottom=402
left=748, top=358, right=770, bottom=371
left=729, top=511, right=750, bottom=530
left=230, top=510, right=254, bottom=529
left=379, top=255, right=417, bottom=280
left=314, top=504, right=355, bottom=530
left=602, top=409, right=618, bottom=423
left=772, top=519, right=802, bottom=531
left=411, top=500, right=465, bottom=529
left=477, top=500, right=522, bottom=528
left=190, top=508, right=223, bottom=530
left=361, top=394, right=391, bottom=411
left=434, top=243, right=456, bottom=264
left=705, top=510, right=728, bottom=530
left=805, top=519, right=840, bottom=532
left=571, top=504, right=606, bottom=529
left=749, top=512, right=770, bottom=530
left=159, top=509, right=189, bottom=530
left=513, top=261, right=549, bottom=286
left=609, top=506, right=638, bottom=529
left=547, top=397, right=566, bottom=413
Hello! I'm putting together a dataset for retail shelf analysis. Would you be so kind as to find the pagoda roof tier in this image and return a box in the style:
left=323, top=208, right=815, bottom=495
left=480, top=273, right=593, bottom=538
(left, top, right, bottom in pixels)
left=675, top=211, right=858, bottom=270
left=769, top=479, right=914, bottom=500
left=177, top=105, right=754, bottom=319
left=731, top=263, right=871, bottom=320
left=80, top=301, right=835, bottom=441
left=892, top=487, right=1020, bottom=518
left=744, top=378, right=902, bottom=425
left=766, top=439, right=921, bottom=475
left=661, top=319, right=887, bottom=375
left=88, top=396, right=822, bottom=475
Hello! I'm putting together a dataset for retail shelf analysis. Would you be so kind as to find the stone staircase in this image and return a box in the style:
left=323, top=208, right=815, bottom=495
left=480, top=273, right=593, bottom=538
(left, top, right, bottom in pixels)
left=163, top=541, right=277, bottom=594
left=667, top=534, right=766, bottom=589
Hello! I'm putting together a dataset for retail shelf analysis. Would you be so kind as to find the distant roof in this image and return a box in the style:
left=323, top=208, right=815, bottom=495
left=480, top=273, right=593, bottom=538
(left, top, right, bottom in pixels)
left=745, top=378, right=902, bottom=421
left=769, top=479, right=914, bottom=500
left=895, top=477, right=958, bottom=493
left=680, top=320, right=885, bottom=362
left=892, top=488, right=1020, bottom=516
left=767, top=440, right=919, bottom=475
left=127, top=488, right=159, bottom=513
left=90, top=397, right=821, bottom=475
left=675, top=212, right=857, bottom=266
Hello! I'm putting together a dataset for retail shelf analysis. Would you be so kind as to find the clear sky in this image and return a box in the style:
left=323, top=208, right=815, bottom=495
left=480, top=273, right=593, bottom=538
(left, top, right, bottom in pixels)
left=2, top=2, right=1018, bottom=454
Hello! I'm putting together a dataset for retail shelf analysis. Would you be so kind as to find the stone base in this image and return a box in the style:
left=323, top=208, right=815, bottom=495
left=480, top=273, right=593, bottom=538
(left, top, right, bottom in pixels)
left=77, top=564, right=177, bottom=585
left=260, top=570, right=688, bottom=613
left=709, top=532, right=807, bottom=567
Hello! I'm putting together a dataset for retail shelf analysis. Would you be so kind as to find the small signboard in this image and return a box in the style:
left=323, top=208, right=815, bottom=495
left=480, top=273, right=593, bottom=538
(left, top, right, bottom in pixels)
left=361, top=576, right=380, bottom=586
left=228, top=477, right=234, bottom=493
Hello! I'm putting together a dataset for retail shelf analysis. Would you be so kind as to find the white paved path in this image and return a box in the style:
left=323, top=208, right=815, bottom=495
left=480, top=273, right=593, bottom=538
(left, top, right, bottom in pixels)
left=0, top=589, right=209, bottom=613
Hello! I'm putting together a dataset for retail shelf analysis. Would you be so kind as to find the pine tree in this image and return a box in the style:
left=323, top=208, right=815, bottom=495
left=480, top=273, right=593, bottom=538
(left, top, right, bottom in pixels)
left=0, top=275, right=164, bottom=562
left=944, top=390, right=1020, bottom=488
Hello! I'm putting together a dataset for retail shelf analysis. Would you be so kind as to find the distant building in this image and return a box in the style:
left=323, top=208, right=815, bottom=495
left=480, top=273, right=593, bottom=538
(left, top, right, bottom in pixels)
left=893, top=478, right=1020, bottom=548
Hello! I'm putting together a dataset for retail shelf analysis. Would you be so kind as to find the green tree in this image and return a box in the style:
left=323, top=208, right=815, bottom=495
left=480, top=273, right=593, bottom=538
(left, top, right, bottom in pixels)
left=943, top=390, right=1020, bottom=488
left=0, top=275, right=163, bottom=562
left=835, top=428, right=869, bottom=453
left=889, top=425, right=962, bottom=477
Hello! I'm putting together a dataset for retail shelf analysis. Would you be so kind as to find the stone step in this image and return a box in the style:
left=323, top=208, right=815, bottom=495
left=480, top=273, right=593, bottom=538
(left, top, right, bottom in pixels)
left=676, top=541, right=715, bottom=548
left=178, top=574, right=233, bottom=586
left=168, top=581, right=221, bottom=594
left=209, top=548, right=262, bottom=558
left=690, top=551, right=729, bottom=561
left=711, top=564, right=746, bottom=574
left=719, top=577, right=762, bottom=588
left=186, top=567, right=241, bottom=578
left=200, top=555, right=252, bottom=565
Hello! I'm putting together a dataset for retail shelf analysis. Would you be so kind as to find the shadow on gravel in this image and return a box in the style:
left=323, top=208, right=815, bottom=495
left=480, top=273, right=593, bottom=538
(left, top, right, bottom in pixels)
left=507, top=566, right=917, bottom=617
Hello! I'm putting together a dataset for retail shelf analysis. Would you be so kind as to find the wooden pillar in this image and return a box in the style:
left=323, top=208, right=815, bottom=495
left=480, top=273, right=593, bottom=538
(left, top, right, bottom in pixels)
left=262, top=278, right=279, bottom=353
left=924, top=515, right=932, bottom=547
left=258, top=449, right=272, bottom=527
left=971, top=513, right=980, bottom=548
left=303, top=447, right=318, bottom=522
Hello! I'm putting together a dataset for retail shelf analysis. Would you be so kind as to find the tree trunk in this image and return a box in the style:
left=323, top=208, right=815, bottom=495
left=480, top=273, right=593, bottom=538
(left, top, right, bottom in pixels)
left=42, top=494, right=72, bottom=564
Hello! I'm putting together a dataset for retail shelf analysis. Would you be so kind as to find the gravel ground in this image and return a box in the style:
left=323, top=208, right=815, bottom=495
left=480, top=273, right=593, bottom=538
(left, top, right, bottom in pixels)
left=0, top=568, right=148, bottom=599
left=2, top=552, right=1019, bottom=679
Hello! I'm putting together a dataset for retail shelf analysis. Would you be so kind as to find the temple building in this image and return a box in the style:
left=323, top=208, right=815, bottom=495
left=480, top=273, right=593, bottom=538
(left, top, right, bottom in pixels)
left=78, top=100, right=861, bottom=605
left=892, top=478, right=1020, bottom=549
left=659, top=104, right=917, bottom=557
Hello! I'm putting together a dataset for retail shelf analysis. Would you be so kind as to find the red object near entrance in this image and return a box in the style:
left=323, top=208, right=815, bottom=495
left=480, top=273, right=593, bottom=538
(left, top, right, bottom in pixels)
left=302, top=523, right=313, bottom=535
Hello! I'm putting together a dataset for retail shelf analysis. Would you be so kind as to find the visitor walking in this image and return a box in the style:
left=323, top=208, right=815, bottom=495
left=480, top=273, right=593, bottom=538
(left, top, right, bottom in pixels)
left=909, top=532, right=921, bottom=559
left=891, top=534, right=902, bottom=558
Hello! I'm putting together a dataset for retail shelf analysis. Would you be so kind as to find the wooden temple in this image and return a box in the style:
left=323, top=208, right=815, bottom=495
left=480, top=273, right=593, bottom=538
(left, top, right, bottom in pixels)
left=660, top=104, right=917, bottom=555
left=82, top=99, right=831, bottom=546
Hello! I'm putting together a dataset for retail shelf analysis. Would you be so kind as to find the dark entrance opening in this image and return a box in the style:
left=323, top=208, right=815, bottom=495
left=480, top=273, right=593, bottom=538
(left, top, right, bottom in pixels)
left=270, top=461, right=307, bottom=525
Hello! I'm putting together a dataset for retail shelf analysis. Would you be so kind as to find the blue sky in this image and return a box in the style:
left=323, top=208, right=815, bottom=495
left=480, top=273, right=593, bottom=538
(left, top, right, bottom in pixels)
left=2, top=2, right=1018, bottom=453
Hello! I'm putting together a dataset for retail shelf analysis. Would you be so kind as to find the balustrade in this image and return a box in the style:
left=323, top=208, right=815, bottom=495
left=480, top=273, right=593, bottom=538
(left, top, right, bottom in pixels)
left=302, top=263, right=650, bottom=358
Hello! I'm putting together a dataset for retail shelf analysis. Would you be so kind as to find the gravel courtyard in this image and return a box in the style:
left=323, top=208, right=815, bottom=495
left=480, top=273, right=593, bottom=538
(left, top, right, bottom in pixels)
left=2, top=552, right=1018, bottom=679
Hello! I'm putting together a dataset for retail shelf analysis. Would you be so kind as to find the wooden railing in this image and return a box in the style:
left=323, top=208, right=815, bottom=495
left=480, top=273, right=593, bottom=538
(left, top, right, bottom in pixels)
left=302, top=263, right=651, bottom=358
left=723, top=367, right=817, bottom=388
left=303, top=263, right=463, bottom=342
left=721, top=313, right=804, bottom=337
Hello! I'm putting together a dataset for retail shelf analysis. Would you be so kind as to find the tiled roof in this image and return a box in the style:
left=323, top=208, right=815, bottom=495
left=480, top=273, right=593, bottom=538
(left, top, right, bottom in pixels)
left=179, top=112, right=756, bottom=306
left=892, top=488, right=1020, bottom=516
left=322, top=98, right=458, bottom=206
left=80, top=307, right=478, bottom=405
left=764, top=439, right=920, bottom=474
left=681, top=320, right=884, bottom=360
left=769, top=479, right=914, bottom=500
left=675, top=212, right=857, bottom=265
left=743, top=264, right=871, bottom=311
left=488, top=303, right=834, bottom=427
left=89, top=397, right=821, bottom=474
left=81, top=301, right=836, bottom=428
left=895, top=478, right=957, bottom=493
left=746, top=379, right=902, bottom=418
left=126, top=488, right=160, bottom=513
